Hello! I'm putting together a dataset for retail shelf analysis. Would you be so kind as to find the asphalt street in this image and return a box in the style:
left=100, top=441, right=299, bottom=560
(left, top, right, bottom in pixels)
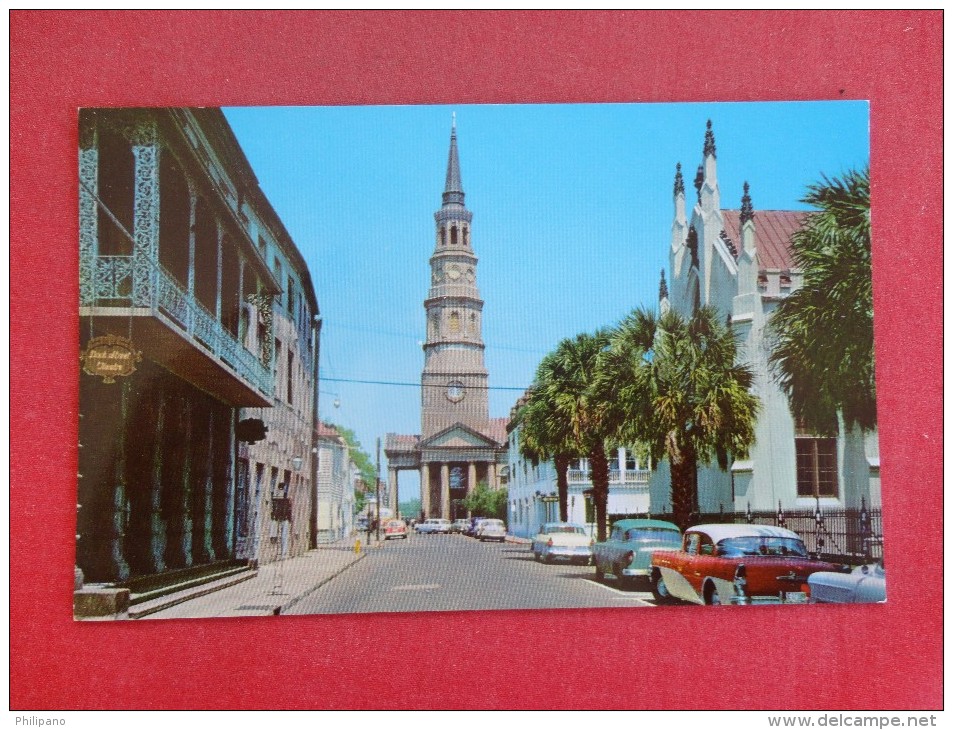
left=286, top=531, right=657, bottom=615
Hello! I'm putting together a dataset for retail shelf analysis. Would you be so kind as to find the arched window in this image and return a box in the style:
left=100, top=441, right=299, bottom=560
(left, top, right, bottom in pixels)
left=449, top=311, right=460, bottom=333
left=440, top=227, right=446, bottom=247
left=450, top=225, right=458, bottom=245
left=463, top=227, right=469, bottom=246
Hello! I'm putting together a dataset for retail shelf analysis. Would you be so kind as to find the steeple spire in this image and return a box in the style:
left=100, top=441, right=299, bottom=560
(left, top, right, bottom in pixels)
left=673, top=162, right=685, bottom=196
left=659, top=268, right=669, bottom=301
left=442, top=115, right=465, bottom=207
left=703, top=119, right=717, bottom=158
left=740, top=181, right=754, bottom=225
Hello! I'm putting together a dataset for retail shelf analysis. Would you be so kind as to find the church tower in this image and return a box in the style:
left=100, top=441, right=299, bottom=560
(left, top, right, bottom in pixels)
left=420, top=116, right=489, bottom=439
left=385, top=116, right=507, bottom=521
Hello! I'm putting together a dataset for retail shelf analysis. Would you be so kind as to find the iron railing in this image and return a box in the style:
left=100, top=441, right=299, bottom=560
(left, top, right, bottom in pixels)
left=80, top=253, right=273, bottom=398
left=641, top=500, right=883, bottom=565
left=567, top=468, right=651, bottom=485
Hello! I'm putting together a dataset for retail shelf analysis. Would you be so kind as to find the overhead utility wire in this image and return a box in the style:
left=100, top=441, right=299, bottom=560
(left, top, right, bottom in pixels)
left=319, top=376, right=529, bottom=392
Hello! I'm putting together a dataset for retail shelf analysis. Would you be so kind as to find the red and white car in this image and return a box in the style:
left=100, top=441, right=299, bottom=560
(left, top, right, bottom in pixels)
left=383, top=519, right=408, bottom=540
left=650, top=524, right=844, bottom=605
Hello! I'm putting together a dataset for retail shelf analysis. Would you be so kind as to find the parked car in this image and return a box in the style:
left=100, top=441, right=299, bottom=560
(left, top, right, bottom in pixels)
left=475, top=518, right=506, bottom=542
left=465, top=517, right=487, bottom=537
left=650, top=524, right=846, bottom=605
left=592, top=519, right=681, bottom=586
left=383, top=519, right=408, bottom=540
left=450, top=519, right=470, bottom=534
left=808, top=561, right=886, bottom=603
left=416, top=518, right=452, bottom=534
left=531, top=522, right=594, bottom=565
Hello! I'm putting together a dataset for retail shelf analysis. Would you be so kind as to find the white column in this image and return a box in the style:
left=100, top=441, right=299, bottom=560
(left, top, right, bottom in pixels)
left=388, top=467, right=398, bottom=516
left=421, top=464, right=430, bottom=519
left=468, top=462, right=477, bottom=494
left=440, top=463, right=450, bottom=520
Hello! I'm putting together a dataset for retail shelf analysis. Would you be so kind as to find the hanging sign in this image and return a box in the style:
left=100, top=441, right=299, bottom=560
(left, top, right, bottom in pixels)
left=271, top=497, right=292, bottom=522
left=80, top=334, right=142, bottom=383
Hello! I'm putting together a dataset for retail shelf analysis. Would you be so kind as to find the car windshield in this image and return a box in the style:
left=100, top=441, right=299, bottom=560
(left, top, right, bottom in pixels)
left=627, top=527, right=681, bottom=543
left=717, top=536, right=809, bottom=558
left=483, top=520, right=503, bottom=527
left=546, top=525, right=585, bottom=535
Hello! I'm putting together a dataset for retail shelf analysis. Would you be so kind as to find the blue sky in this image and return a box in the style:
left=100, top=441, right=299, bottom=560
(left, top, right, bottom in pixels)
left=223, top=101, right=869, bottom=502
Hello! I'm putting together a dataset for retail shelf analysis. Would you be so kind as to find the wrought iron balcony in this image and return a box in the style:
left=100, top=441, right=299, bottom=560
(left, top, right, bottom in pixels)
left=80, top=252, right=273, bottom=405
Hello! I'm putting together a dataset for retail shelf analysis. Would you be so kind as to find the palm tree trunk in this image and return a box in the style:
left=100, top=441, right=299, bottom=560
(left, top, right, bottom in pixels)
left=589, top=442, right=610, bottom=542
left=670, top=445, right=698, bottom=533
left=554, top=454, right=570, bottom=522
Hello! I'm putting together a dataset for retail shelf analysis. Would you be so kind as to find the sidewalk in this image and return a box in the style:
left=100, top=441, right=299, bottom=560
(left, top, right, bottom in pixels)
left=140, top=533, right=377, bottom=620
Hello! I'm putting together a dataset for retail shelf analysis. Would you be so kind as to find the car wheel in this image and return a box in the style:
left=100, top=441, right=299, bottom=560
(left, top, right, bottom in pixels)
left=615, top=566, right=632, bottom=590
left=652, top=570, right=674, bottom=604
left=704, top=582, right=721, bottom=605
left=595, top=566, right=605, bottom=583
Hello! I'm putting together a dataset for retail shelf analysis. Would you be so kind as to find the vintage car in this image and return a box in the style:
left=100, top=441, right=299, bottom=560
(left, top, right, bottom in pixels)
left=476, top=518, right=507, bottom=542
left=592, top=519, right=681, bottom=585
left=465, top=517, right=487, bottom=537
left=416, top=518, right=451, bottom=534
left=650, top=524, right=845, bottom=605
left=531, top=522, right=594, bottom=565
left=450, top=519, right=470, bottom=534
left=808, top=561, right=886, bottom=603
left=383, top=519, right=408, bottom=540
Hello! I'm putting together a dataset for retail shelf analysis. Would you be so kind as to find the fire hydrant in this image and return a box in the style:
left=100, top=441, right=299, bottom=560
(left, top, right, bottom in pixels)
left=354, top=538, right=361, bottom=554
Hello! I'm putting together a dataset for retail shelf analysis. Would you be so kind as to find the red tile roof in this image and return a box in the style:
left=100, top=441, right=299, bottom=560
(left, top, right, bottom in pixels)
left=317, top=422, right=341, bottom=438
left=384, top=433, right=420, bottom=452
left=477, top=417, right=509, bottom=446
left=721, top=209, right=808, bottom=272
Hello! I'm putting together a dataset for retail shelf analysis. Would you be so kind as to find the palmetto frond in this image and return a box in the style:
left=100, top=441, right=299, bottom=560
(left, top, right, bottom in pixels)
left=769, top=166, right=875, bottom=434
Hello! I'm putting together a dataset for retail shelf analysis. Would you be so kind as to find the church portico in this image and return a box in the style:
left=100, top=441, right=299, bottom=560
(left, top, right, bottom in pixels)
left=384, top=118, right=508, bottom=521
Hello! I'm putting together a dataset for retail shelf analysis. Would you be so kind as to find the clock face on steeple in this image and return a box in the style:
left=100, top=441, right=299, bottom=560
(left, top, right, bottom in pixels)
left=446, top=380, right=465, bottom=402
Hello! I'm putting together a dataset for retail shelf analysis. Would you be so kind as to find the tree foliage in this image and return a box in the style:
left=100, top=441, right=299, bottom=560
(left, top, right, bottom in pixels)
left=595, top=306, right=759, bottom=531
left=520, top=331, right=614, bottom=541
left=327, top=423, right=377, bottom=488
left=768, top=166, right=874, bottom=435
left=514, top=349, right=583, bottom=522
left=463, top=482, right=508, bottom=520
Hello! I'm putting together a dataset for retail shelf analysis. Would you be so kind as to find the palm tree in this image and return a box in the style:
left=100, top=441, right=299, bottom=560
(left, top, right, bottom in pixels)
left=520, top=331, right=613, bottom=540
left=596, top=306, right=759, bottom=532
left=513, top=376, right=576, bottom=523
left=768, top=167, right=874, bottom=435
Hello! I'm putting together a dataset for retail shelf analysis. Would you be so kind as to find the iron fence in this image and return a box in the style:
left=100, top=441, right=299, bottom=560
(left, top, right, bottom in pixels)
left=617, top=500, right=883, bottom=565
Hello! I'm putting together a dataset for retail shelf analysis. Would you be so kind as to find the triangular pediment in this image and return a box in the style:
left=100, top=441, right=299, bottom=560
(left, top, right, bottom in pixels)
left=420, top=422, right=499, bottom=449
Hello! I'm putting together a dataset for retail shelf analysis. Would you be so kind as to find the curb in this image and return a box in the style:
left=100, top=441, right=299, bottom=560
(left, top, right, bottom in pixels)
left=274, top=549, right=368, bottom=615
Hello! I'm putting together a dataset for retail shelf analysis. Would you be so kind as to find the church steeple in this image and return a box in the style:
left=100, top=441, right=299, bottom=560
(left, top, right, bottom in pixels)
left=442, top=114, right=465, bottom=208
left=423, top=117, right=488, bottom=440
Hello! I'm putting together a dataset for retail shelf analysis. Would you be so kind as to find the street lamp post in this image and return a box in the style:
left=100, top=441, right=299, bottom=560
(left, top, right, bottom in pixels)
left=375, top=437, right=382, bottom=542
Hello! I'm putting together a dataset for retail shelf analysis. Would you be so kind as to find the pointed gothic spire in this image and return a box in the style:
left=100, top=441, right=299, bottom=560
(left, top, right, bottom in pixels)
left=740, top=181, right=754, bottom=225
left=659, top=268, right=669, bottom=301
left=442, top=115, right=465, bottom=207
left=703, top=119, right=716, bottom=158
left=694, top=164, right=704, bottom=201
left=673, top=163, right=685, bottom=196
